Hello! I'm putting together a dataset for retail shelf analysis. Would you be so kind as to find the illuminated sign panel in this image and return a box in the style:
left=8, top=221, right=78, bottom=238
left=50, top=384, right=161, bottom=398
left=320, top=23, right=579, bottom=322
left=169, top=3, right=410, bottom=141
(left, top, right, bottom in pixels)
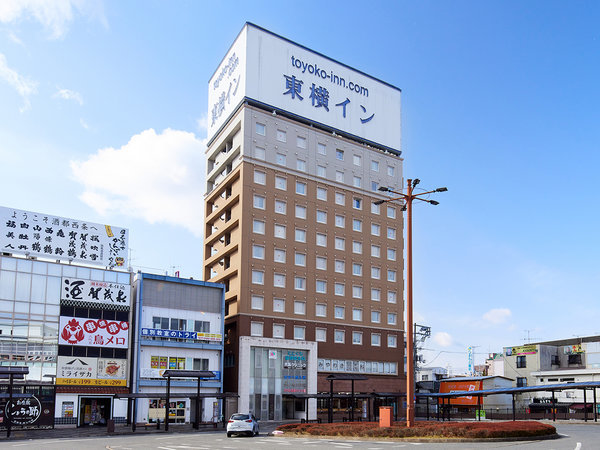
left=208, top=23, right=401, bottom=151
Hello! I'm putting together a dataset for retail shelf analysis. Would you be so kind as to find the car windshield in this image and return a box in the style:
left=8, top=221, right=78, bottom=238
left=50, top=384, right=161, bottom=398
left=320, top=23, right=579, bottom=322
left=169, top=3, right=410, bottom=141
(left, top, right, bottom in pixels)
left=231, top=414, right=250, bottom=420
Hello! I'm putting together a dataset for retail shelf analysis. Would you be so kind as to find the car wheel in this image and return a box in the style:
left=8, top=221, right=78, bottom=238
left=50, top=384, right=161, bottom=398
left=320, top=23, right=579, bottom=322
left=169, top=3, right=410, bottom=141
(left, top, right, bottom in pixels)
left=227, top=432, right=232, bottom=438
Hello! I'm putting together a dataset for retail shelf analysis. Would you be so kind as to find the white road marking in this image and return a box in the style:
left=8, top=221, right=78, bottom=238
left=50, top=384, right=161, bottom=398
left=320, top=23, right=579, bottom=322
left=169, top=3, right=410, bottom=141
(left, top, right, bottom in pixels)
left=575, top=443, right=582, bottom=450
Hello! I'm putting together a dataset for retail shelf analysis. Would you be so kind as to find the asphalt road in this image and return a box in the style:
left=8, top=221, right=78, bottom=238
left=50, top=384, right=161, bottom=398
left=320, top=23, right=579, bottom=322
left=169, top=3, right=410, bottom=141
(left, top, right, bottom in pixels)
left=0, top=423, right=597, bottom=450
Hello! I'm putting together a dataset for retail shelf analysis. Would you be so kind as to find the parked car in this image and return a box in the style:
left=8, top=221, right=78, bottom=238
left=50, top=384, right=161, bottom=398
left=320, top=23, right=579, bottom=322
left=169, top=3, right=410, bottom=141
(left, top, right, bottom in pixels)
left=226, top=413, right=259, bottom=437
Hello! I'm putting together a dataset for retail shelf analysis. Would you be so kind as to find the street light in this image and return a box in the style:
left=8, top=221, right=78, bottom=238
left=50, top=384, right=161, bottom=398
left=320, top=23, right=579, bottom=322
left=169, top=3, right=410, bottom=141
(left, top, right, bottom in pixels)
left=374, top=179, right=447, bottom=428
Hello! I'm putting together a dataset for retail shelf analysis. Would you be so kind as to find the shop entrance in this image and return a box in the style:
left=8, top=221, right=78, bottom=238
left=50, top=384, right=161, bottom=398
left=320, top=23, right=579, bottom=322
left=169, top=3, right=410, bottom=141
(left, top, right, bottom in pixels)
left=79, top=396, right=112, bottom=427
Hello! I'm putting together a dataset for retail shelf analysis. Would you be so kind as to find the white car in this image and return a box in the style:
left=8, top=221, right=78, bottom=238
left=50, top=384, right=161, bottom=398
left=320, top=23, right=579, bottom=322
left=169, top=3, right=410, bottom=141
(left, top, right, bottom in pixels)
left=226, top=413, right=259, bottom=437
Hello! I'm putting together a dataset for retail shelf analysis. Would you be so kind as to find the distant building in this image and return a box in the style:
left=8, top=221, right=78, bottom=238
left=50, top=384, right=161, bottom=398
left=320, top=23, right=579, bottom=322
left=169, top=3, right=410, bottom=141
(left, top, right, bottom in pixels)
left=417, top=367, right=447, bottom=382
left=131, top=273, right=225, bottom=424
left=484, top=353, right=504, bottom=377
left=502, top=336, right=600, bottom=409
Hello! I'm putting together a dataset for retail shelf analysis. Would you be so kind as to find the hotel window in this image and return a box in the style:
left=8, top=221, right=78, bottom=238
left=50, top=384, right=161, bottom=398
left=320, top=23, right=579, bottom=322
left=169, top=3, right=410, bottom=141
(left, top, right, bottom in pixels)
left=275, top=176, right=287, bottom=190
left=254, top=146, right=266, bottom=160
left=353, top=154, right=362, bottom=166
left=387, top=227, right=396, bottom=239
left=334, top=237, right=345, bottom=250
left=335, top=215, right=345, bottom=228
left=387, top=165, right=395, bottom=177
left=516, top=356, right=527, bottom=368
left=334, top=260, right=345, bottom=273
left=387, top=313, right=397, bottom=325
left=371, top=245, right=380, bottom=258
left=254, top=170, right=266, bottom=185
left=353, top=198, right=362, bottom=209
left=371, top=310, right=381, bottom=323
left=294, top=300, right=306, bottom=314
left=297, top=136, right=307, bottom=148
left=317, top=165, right=326, bottom=177
left=316, top=210, right=327, bottom=223
left=315, top=328, right=327, bottom=342
left=274, top=248, right=286, bottom=263
left=316, top=233, right=327, bottom=247
left=371, top=181, right=379, bottom=192
left=388, top=291, right=397, bottom=304
left=352, top=331, right=363, bottom=345
left=371, top=202, right=380, bottom=214
left=352, top=285, right=363, bottom=298
left=387, top=270, right=397, bottom=282
left=371, top=223, right=380, bottom=236
left=335, top=170, right=344, bottom=182
left=316, top=279, right=327, bottom=293
left=315, top=303, right=327, bottom=317
left=251, top=295, right=264, bottom=310
left=276, top=153, right=287, bottom=166
left=371, top=160, right=379, bottom=172
left=316, top=256, right=327, bottom=270
left=295, top=252, right=306, bottom=266
left=388, top=335, right=397, bottom=348
left=253, top=219, right=265, bottom=234
left=296, top=181, right=307, bottom=195
left=352, top=263, right=363, bottom=276
left=353, top=176, right=362, bottom=188
left=336, top=149, right=344, bottom=160
left=252, top=270, right=264, bottom=285
left=316, top=187, right=327, bottom=201
left=252, top=244, right=265, bottom=259
left=371, top=288, right=381, bottom=302
left=352, top=219, right=362, bottom=232
left=273, top=324, right=285, bottom=339
left=334, top=306, right=345, bottom=319
left=294, top=326, right=306, bottom=340
left=273, top=273, right=286, bottom=288
left=273, top=297, right=285, bottom=312
left=295, top=228, right=307, bottom=243
left=294, top=276, right=306, bottom=291
left=371, top=266, right=381, bottom=279
left=253, top=194, right=265, bottom=209
left=352, top=241, right=362, bottom=254
left=334, top=330, right=345, bottom=344
left=517, top=377, right=527, bottom=387
left=275, top=200, right=286, bottom=215
left=387, top=248, right=397, bottom=261
left=296, top=158, right=306, bottom=172
left=334, top=283, right=345, bottom=296
left=295, top=204, right=307, bottom=219
left=387, top=206, right=396, bottom=219
left=317, top=143, right=326, bottom=155
left=250, top=321, right=263, bottom=337
left=274, top=224, right=286, bottom=239
left=335, top=192, right=345, bottom=205
left=277, top=129, right=286, bottom=142
left=255, top=123, right=266, bottom=135
left=371, top=333, right=381, bottom=347
left=352, top=308, right=363, bottom=321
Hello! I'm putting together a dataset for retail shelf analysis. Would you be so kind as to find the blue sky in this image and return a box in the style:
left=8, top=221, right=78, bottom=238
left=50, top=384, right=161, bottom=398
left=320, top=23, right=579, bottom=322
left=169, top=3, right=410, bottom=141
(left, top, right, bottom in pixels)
left=1, top=1, right=599, bottom=374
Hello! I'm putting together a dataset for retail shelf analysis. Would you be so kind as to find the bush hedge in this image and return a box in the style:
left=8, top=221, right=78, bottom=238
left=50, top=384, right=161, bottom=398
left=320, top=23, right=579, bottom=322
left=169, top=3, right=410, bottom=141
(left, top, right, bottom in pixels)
left=277, top=421, right=556, bottom=439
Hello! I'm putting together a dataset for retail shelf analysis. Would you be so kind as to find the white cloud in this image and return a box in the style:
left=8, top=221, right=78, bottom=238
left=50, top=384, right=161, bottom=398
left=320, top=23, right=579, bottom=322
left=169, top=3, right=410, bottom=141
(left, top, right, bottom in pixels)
left=0, top=0, right=106, bottom=39
left=79, top=118, right=89, bottom=130
left=433, top=332, right=453, bottom=348
left=70, top=128, right=207, bottom=236
left=54, top=87, right=83, bottom=105
left=483, top=308, right=512, bottom=324
left=0, top=53, right=38, bottom=112
left=8, top=32, right=24, bottom=46
left=196, top=115, right=208, bottom=133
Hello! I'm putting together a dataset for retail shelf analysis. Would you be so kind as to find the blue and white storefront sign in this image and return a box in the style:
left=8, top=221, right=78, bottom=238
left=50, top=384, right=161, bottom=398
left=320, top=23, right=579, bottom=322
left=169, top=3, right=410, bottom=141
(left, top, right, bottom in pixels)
left=208, top=23, right=401, bottom=151
left=141, top=328, right=222, bottom=342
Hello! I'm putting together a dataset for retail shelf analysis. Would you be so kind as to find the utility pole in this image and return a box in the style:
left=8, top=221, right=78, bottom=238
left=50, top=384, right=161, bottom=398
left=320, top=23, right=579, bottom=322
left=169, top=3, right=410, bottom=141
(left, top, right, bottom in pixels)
left=374, top=179, right=447, bottom=427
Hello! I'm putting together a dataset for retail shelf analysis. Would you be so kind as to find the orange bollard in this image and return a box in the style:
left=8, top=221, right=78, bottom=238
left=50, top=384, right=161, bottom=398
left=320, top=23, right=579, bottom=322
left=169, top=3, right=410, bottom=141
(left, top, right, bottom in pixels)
left=379, top=406, right=393, bottom=428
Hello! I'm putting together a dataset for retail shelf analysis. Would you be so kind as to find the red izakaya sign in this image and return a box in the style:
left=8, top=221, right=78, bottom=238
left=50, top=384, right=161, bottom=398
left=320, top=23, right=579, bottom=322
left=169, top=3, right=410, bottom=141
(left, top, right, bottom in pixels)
left=58, top=316, right=129, bottom=348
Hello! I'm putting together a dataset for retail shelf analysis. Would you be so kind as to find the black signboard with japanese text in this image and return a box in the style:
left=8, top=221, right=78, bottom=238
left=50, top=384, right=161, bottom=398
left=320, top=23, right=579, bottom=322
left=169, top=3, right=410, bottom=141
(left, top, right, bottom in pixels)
left=0, top=385, right=55, bottom=430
